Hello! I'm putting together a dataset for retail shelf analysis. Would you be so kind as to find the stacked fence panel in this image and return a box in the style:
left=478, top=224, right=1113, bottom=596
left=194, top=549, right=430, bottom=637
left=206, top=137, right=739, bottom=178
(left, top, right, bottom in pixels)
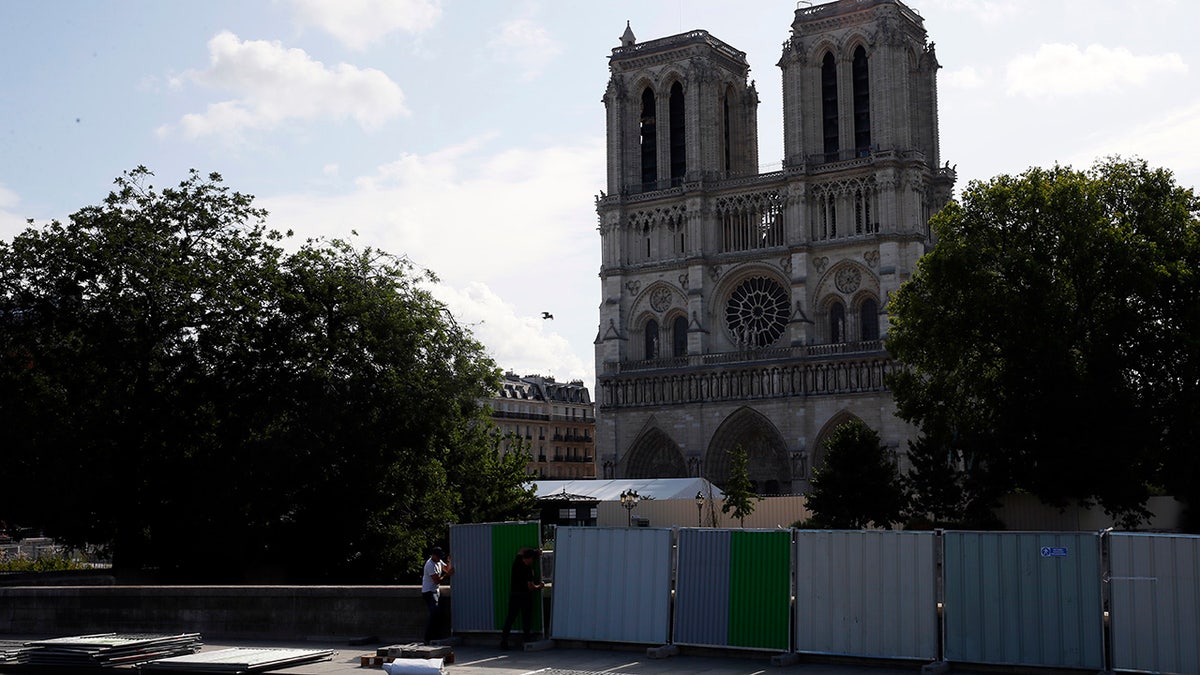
left=674, top=528, right=791, bottom=651
left=943, top=531, right=1103, bottom=670
left=551, top=527, right=672, bottom=644
left=1108, top=533, right=1200, bottom=674
left=793, top=530, right=937, bottom=660
left=448, top=522, right=541, bottom=633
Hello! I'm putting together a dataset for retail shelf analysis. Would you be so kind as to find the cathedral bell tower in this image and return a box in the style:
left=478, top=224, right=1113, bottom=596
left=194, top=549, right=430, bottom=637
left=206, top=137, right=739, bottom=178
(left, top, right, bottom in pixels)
left=603, top=24, right=760, bottom=196
left=594, top=0, right=954, bottom=495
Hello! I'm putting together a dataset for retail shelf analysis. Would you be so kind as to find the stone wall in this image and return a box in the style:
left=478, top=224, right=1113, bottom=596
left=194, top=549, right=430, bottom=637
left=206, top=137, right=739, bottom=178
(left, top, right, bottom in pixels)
left=0, top=585, right=450, bottom=642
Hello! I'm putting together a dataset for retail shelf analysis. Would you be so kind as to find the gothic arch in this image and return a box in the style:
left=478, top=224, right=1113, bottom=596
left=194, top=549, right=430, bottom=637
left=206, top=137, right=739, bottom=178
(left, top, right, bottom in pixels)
left=808, top=38, right=841, bottom=63
left=814, top=259, right=878, bottom=303
left=812, top=411, right=864, bottom=474
left=621, top=426, right=688, bottom=479
left=842, top=31, right=874, bottom=59
left=630, top=281, right=686, bottom=320
left=704, top=407, right=792, bottom=494
left=852, top=291, right=882, bottom=342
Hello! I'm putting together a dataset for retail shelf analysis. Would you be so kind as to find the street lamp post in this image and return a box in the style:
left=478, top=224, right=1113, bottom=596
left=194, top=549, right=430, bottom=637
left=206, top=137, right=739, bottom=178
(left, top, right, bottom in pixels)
left=620, top=489, right=640, bottom=526
left=695, top=491, right=705, bottom=527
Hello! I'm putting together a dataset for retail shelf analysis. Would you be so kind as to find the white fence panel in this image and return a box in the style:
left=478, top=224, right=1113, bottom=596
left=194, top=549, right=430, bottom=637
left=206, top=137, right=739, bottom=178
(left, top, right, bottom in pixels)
left=550, top=527, right=672, bottom=644
left=794, top=530, right=937, bottom=660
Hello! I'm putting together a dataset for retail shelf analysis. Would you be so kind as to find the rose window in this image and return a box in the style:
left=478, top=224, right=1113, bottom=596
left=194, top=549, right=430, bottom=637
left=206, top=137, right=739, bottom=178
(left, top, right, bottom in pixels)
left=724, top=276, right=789, bottom=348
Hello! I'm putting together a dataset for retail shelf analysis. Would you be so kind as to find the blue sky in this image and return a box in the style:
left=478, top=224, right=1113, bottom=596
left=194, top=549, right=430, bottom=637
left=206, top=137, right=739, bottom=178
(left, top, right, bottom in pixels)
left=3, top=0, right=1199, bottom=389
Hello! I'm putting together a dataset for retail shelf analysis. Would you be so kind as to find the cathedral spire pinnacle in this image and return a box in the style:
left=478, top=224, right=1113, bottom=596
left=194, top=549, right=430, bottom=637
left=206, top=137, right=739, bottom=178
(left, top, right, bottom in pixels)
left=620, top=21, right=636, bottom=47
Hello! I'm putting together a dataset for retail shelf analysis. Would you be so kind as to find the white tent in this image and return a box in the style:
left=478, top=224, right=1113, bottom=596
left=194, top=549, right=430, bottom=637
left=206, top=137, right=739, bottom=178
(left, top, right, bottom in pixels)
left=533, top=477, right=723, bottom=502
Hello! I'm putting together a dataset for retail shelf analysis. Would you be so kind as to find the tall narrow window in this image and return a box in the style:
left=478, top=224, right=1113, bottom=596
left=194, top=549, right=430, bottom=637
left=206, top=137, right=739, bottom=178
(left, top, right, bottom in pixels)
left=853, top=46, right=870, bottom=155
left=821, top=52, right=839, bottom=162
left=669, top=82, right=686, bottom=185
left=672, top=314, right=691, bottom=357
left=644, top=319, right=659, bottom=359
left=829, top=301, right=845, bottom=343
left=860, top=298, right=879, bottom=341
left=640, top=87, right=657, bottom=189
left=723, top=94, right=732, bottom=172
left=672, top=315, right=688, bottom=357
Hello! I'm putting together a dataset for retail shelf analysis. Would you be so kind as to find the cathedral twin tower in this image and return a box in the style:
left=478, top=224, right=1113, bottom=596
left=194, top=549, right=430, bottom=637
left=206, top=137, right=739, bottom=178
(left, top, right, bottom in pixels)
left=594, top=0, right=954, bottom=493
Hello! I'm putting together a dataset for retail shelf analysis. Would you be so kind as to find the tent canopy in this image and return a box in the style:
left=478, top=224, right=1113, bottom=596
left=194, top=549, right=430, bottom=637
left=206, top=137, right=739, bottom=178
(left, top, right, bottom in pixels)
left=533, top=478, right=723, bottom=502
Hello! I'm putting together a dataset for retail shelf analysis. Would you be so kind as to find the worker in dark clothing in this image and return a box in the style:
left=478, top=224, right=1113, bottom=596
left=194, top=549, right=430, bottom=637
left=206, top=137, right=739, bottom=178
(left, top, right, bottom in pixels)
left=500, top=548, right=544, bottom=649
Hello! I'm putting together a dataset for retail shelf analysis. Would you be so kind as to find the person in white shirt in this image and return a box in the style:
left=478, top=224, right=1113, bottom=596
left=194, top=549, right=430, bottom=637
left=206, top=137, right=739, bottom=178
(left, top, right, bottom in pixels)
left=421, top=547, right=453, bottom=644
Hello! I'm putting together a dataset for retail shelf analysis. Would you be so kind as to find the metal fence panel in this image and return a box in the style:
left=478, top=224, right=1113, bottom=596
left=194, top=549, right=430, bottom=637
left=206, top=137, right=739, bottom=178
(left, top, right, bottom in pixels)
left=673, top=529, right=791, bottom=650
left=673, top=529, right=732, bottom=647
left=1109, top=533, right=1200, bottom=674
left=448, top=522, right=540, bottom=633
left=943, top=531, right=1103, bottom=670
left=551, top=527, right=672, bottom=644
left=728, top=530, right=792, bottom=650
left=794, top=530, right=937, bottom=660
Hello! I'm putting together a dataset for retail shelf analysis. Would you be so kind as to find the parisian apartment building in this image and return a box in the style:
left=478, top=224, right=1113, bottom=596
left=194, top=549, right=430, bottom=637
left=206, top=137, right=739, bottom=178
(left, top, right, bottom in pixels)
left=490, top=372, right=596, bottom=479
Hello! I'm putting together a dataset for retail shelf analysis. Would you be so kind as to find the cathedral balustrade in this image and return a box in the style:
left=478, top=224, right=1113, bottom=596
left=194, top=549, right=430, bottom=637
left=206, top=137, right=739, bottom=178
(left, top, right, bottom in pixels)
left=597, top=351, right=895, bottom=409
left=603, top=340, right=884, bottom=375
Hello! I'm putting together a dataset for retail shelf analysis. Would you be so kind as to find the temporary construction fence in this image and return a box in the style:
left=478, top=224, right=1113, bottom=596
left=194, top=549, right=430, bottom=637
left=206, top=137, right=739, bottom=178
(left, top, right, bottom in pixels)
left=673, top=528, right=791, bottom=650
left=448, top=524, right=1200, bottom=674
left=794, top=529, right=938, bottom=660
left=447, top=521, right=542, bottom=634
left=551, top=526, right=673, bottom=644
left=943, top=531, right=1105, bottom=670
left=1108, top=533, right=1200, bottom=674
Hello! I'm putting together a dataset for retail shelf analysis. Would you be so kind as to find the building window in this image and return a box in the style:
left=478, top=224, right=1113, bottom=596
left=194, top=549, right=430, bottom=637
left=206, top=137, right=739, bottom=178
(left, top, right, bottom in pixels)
left=854, top=188, right=874, bottom=235
left=640, top=87, right=657, bottom=188
left=821, top=52, right=839, bottom=162
left=669, top=82, right=686, bottom=184
left=725, top=276, right=790, bottom=349
left=644, top=319, right=660, bottom=359
left=852, top=46, right=870, bottom=155
left=860, top=298, right=879, bottom=341
left=722, top=91, right=732, bottom=172
left=672, top=315, right=688, bottom=357
left=830, top=300, right=845, bottom=343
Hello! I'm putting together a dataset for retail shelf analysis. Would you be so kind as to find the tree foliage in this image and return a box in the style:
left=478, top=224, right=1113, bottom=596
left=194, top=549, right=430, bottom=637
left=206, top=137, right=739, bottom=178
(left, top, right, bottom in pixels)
left=0, top=167, right=536, bottom=581
left=720, top=444, right=760, bottom=527
left=887, top=157, right=1200, bottom=529
left=804, top=420, right=905, bottom=529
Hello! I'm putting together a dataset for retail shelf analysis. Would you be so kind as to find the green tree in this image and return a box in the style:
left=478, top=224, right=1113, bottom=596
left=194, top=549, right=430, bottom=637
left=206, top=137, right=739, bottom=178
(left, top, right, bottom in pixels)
left=887, top=157, right=1200, bottom=529
left=0, top=167, right=535, bottom=581
left=804, top=420, right=906, bottom=529
left=721, top=444, right=760, bottom=527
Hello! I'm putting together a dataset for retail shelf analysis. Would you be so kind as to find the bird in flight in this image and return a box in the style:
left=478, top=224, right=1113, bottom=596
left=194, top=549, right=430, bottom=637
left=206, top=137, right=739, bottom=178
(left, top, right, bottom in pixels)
left=542, top=312, right=554, bottom=320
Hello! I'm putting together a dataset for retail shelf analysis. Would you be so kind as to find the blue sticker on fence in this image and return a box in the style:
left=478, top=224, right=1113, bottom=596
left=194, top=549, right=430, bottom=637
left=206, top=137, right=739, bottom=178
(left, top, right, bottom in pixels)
left=1040, top=546, right=1068, bottom=558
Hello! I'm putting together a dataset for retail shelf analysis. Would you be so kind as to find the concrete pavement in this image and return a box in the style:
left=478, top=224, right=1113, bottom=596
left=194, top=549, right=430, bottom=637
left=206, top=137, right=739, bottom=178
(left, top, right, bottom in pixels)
left=209, top=638, right=931, bottom=675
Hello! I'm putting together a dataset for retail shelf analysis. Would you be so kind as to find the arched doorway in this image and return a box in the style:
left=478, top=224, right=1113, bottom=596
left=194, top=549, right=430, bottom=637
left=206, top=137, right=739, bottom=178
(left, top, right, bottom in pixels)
left=621, top=427, right=688, bottom=478
left=704, top=407, right=792, bottom=494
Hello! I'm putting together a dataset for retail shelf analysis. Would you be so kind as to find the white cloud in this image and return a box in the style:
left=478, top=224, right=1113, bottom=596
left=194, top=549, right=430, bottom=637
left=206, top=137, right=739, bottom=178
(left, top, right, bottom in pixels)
left=158, top=31, right=408, bottom=139
left=433, top=282, right=590, bottom=383
left=943, top=65, right=985, bottom=89
left=487, top=18, right=564, bottom=81
left=1006, top=43, right=1187, bottom=98
left=0, top=185, right=30, bottom=242
left=288, top=0, right=442, bottom=51
left=1070, top=100, right=1200, bottom=186
left=258, top=136, right=605, bottom=384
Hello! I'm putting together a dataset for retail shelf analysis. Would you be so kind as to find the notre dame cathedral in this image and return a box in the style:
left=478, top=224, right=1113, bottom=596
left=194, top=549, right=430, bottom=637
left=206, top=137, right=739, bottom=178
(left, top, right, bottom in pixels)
left=594, top=0, right=954, bottom=494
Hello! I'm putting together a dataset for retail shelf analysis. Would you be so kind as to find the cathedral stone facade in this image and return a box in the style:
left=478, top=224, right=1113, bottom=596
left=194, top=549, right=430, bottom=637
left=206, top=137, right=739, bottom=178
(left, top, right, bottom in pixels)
left=594, top=0, right=954, bottom=494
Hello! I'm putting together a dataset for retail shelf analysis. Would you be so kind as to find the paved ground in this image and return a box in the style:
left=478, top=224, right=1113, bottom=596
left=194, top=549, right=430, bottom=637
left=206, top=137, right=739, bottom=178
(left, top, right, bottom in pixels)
left=207, top=638, right=930, bottom=675
left=3, top=635, right=935, bottom=675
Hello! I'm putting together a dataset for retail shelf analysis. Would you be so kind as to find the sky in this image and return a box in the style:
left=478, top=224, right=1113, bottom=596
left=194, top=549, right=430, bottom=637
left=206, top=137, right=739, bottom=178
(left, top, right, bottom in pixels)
left=3, top=0, right=1199, bottom=391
